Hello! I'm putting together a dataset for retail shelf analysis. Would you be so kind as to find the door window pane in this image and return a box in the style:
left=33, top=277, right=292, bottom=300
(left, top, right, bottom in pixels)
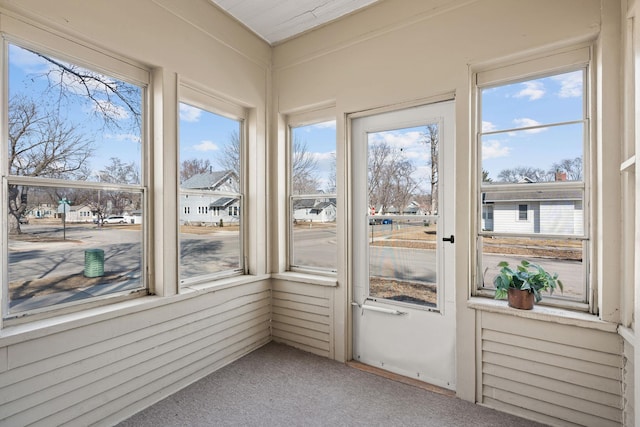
left=367, top=124, right=439, bottom=307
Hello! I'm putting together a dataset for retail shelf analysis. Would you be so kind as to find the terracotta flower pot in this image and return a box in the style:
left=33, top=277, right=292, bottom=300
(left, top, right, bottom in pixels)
left=507, top=288, right=534, bottom=310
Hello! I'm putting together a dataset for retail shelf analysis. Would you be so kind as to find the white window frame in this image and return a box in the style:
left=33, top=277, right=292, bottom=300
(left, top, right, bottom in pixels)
left=472, top=44, right=594, bottom=312
left=0, top=17, right=150, bottom=322
left=178, top=81, right=247, bottom=286
left=286, top=108, right=337, bottom=275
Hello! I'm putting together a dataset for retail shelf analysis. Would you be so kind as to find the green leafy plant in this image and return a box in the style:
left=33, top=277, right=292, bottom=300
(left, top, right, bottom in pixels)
left=493, top=260, right=563, bottom=303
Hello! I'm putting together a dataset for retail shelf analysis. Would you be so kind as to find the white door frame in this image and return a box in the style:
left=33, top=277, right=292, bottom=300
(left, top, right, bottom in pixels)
left=348, top=100, right=456, bottom=390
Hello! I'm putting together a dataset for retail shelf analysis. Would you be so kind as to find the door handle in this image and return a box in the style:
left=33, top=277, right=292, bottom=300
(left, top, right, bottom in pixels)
left=442, top=235, right=454, bottom=244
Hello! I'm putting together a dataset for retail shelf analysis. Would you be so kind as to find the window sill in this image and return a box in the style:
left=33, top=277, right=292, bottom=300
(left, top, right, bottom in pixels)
left=0, top=274, right=270, bottom=347
left=467, top=297, right=617, bottom=333
left=271, top=272, right=338, bottom=287
left=180, top=273, right=270, bottom=294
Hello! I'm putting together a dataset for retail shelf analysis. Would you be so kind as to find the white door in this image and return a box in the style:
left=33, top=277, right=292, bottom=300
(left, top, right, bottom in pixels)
left=351, top=101, right=456, bottom=390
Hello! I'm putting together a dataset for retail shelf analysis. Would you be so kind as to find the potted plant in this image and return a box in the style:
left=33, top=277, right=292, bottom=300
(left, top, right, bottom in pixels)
left=493, top=260, right=563, bottom=310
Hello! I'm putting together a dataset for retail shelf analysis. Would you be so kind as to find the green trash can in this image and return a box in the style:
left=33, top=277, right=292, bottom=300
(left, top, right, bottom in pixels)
left=84, top=249, right=104, bottom=278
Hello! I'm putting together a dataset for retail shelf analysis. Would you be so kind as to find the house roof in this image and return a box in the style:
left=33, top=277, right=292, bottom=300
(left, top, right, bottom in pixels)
left=181, top=170, right=236, bottom=190
left=210, top=197, right=237, bottom=208
left=293, top=199, right=317, bottom=209
left=484, top=189, right=582, bottom=203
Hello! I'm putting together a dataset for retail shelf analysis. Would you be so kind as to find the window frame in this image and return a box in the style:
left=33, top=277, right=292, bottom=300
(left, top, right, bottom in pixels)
left=0, top=22, right=150, bottom=322
left=472, top=44, right=594, bottom=312
left=286, top=110, right=337, bottom=275
left=178, top=82, right=248, bottom=287
left=517, top=204, right=529, bottom=222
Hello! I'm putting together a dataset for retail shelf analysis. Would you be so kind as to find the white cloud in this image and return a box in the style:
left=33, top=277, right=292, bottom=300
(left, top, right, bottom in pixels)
left=180, top=104, right=202, bottom=122
left=514, top=81, right=545, bottom=101
left=512, top=118, right=547, bottom=134
left=482, top=121, right=497, bottom=132
left=376, top=130, right=424, bottom=149
left=106, top=133, right=141, bottom=143
left=482, top=140, right=511, bottom=160
left=193, top=140, right=219, bottom=152
left=552, top=71, right=582, bottom=98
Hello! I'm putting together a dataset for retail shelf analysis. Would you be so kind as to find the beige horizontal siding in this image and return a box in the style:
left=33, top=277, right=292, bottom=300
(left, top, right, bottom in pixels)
left=271, top=280, right=333, bottom=358
left=0, top=281, right=271, bottom=426
left=480, top=311, right=623, bottom=426
left=622, top=338, right=634, bottom=427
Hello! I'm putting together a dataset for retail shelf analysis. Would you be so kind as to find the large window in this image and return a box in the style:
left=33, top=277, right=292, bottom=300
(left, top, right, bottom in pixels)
left=476, top=49, right=590, bottom=306
left=4, top=43, right=146, bottom=317
left=178, top=98, right=244, bottom=284
left=289, top=120, right=337, bottom=273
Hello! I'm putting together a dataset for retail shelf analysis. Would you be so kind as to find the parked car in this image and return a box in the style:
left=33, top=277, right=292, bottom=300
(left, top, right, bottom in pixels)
left=104, top=216, right=126, bottom=224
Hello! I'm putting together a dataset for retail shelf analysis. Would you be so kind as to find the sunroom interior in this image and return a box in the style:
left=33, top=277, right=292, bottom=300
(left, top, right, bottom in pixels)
left=0, top=0, right=638, bottom=426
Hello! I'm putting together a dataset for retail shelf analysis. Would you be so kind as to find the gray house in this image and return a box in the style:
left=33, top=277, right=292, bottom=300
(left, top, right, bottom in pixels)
left=180, top=170, right=240, bottom=225
left=482, top=189, right=583, bottom=235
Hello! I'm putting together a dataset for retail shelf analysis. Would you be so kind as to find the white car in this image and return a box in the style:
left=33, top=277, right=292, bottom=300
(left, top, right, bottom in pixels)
left=104, top=216, right=126, bottom=224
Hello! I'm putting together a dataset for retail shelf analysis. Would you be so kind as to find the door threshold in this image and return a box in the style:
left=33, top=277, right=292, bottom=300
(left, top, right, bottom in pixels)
left=346, top=361, right=455, bottom=397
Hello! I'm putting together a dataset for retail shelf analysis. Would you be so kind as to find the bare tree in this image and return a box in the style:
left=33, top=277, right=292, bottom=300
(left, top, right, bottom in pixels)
left=549, top=156, right=582, bottom=181
left=292, top=139, right=320, bottom=194
left=497, top=166, right=552, bottom=183
left=33, top=51, right=142, bottom=131
left=218, top=131, right=241, bottom=178
left=180, top=158, right=212, bottom=183
left=8, top=95, right=93, bottom=233
left=368, top=141, right=419, bottom=214
left=218, top=131, right=320, bottom=195
left=368, top=141, right=394, bottom=212
left=326, top=152, right=337, bottom=194
left=424, top=124, right=438, bottom=214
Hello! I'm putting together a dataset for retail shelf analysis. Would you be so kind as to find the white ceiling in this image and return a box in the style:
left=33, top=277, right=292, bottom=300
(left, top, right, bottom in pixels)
left=209, top=0, right=382, bottom=45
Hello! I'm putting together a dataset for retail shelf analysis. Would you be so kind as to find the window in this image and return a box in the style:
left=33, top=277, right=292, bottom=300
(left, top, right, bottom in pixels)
left=4, top=43, right=146, bottom=317
left=476, top=47, right=590, bottom=306
left=518, top=204, right=528, bottom=221
left=288, top=119, right=337, bottom=273
left=178, top=95, right=244, bottom=284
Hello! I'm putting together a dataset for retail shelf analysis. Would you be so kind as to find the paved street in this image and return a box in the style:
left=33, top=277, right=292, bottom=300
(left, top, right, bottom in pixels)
left=9, top=221, right=585, bottom=311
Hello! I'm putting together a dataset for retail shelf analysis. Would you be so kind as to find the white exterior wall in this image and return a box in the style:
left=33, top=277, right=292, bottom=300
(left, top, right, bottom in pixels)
left=492, top=202, right=536, bottom=234
left=293, top=204, right=337, bottom=223
left=540, top=201, right=582, bottom=235
left=180, top=194, right=239, bottom=225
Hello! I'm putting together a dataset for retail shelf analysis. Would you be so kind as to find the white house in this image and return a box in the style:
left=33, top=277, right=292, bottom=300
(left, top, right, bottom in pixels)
left=482, top=189, right=583, bottom=235
left=180, top=170, right=240, bottom=225
left=64, top=204, right=95, bottom=223
left=293, top=198, right=336, bottom=222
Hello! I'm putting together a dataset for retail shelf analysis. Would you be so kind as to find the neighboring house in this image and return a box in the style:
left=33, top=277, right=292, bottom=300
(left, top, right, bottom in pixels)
left=28, top=204, right=55, bottom=219
left=180, top=170, right=240, bottom=225
left=293, top=198, right=336, bottom=223
left=64, top=204, right=95, bottom=223
left=482, top=189, right=583, bottom=235
left=402, top=201, right=426, bottom=215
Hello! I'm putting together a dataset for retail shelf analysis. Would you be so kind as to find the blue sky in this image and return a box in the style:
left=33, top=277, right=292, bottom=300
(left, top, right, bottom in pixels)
left=291, top=121, right=336, bottom=191
left=9, top=43, right=584, bottom=190
left=9, top=44, right=142, bottom=179
left=481, top=70, right=584, bottom=182
left=179, top=103, right=240, bottom=172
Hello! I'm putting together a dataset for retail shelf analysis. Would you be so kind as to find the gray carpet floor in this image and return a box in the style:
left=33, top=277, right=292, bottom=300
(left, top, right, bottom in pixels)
left=118, top=342, right=544, bottom=427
